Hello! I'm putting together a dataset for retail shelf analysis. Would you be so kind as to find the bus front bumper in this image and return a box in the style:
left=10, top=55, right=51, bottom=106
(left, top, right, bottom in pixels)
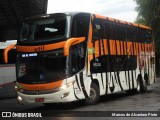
left=16, top=85, right=79, bottom=104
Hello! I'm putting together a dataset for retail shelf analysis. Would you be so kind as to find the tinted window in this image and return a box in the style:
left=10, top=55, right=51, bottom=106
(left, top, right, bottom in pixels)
left=72, top=14, right=90, bottom=37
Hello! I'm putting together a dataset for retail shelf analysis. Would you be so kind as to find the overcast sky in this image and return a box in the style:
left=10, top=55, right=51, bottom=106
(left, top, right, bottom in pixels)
left=47, top=0, right=138, bottom=22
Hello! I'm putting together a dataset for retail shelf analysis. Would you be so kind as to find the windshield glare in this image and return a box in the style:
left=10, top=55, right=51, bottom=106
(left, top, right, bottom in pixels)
left=20, top=16, right=70, bottom=42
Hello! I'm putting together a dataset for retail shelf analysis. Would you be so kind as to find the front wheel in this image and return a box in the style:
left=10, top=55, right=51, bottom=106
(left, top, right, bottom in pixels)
left=84, top=83, right=100, bottom=105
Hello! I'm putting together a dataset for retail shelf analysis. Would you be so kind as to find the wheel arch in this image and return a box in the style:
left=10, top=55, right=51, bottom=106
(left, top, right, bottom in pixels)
left=92, top=79, right=100, bottom=89
left=144, top=73, right=149, bottom=85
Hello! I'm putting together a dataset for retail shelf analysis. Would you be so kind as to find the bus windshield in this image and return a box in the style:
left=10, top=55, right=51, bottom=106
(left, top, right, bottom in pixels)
left=16, top=49, right=68, bottom=84
left=19, top=16, right=70, bottom=43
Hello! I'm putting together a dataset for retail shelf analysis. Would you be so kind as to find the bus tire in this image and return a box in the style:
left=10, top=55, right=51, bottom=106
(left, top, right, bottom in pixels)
left=136, top=79, right=141, bottom=93
left=84, top=83, right=100, bottom=105
left=137, top=76, right=147, bottom=93
left=141, top=79, right=147, bottom=93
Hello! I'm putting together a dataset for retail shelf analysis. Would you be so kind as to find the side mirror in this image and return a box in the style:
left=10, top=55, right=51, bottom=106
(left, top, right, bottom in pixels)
left=64, top=37, right=85, bottom=56
left=3, top=44, right=16, bottom=63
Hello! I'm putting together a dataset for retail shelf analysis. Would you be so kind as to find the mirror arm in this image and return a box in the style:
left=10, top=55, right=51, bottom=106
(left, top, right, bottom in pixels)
left=64, top=37, right=85, bottom=56
left=3, top=44, right=16, bottom=63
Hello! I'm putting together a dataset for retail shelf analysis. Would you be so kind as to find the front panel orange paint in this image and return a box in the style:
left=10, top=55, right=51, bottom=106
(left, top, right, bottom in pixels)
left=18, top=80, right=63, bottom=91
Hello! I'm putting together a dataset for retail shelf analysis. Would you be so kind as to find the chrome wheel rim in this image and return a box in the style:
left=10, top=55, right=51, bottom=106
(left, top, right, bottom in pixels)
left=89, top=88, right=96, bottom=100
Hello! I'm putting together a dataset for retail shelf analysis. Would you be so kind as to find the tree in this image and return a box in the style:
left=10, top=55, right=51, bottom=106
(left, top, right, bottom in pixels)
left=135, top=0, right=160, bottom=75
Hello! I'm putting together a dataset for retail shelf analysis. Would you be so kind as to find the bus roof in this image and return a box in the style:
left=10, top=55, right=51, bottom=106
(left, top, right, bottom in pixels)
left=24, top=12, right=89, bottom=21
left=93, top=14, right=151, bottom=30
left=24, top=12, right=151, bottom=30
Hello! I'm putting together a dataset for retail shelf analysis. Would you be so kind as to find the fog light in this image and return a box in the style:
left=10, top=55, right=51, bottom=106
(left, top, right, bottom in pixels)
left=17, top=96, right=23, bottom=101
left=61, top=92, right=70, bottom=99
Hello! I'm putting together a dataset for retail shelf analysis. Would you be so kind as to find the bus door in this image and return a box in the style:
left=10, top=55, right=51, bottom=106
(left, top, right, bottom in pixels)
left=69, top=13, right=91, bottom=98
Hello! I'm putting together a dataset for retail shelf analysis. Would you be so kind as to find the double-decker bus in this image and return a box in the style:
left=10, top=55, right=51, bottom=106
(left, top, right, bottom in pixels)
left=4, top=12, right=155, bottom=105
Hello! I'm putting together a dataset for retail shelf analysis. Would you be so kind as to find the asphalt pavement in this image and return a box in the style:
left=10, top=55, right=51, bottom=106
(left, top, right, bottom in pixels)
left=0, top=78, right=160, bottom=120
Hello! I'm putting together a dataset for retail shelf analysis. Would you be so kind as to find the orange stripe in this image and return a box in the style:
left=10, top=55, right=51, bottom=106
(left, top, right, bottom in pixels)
left=18, top=80, right=63, bottom=91
left=16, top=37, right=85, bottom=53
left=16, top=41, right=66, bottom=52
left=16, top=37, right=85, bottom=55
left=116, top=40, right=120, bottom=55
left=95, top=40, right=99, bottom=57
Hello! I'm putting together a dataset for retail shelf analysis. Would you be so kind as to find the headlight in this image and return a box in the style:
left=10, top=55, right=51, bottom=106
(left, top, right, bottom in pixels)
left=60, top=85, right=67, bottom=90
left=60, top=81, right=75, bottom=90
left=15, top=86, right=19, bottom=91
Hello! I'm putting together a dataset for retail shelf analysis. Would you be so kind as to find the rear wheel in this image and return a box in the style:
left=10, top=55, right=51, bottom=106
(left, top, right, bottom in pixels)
left=137, top=76, right=147, bottom=93
left=136, top=79, right=141, bottom=93
left=84, top=83, right=100, bottom=105
left=126, top=76, right=147, bottom=95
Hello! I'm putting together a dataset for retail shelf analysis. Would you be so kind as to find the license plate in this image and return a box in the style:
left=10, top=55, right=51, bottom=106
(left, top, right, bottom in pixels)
left=35, top=98, right=44, bottom=102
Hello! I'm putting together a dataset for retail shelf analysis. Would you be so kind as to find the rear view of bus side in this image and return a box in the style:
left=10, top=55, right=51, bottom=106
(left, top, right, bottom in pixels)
left=4, top=12, right=155, bottom=105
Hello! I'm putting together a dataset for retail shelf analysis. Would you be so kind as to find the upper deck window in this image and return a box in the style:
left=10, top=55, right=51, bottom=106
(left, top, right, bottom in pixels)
left=19, top=16, right=70, bottom=43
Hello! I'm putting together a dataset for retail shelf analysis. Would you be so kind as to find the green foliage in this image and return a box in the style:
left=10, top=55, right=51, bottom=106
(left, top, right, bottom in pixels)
left=135, top=0, right=160, bottom=28
left=135, top=0, right=160, bottom=56
left=135, top=0, right=160, bottom=75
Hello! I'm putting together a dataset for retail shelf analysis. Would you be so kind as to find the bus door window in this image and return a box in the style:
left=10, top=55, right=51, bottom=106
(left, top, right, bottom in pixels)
left=70, top=43, right=85, bottom=74
left=71, top=15, right=90, bottom=38
left=70, top=14, right=90, bottom=75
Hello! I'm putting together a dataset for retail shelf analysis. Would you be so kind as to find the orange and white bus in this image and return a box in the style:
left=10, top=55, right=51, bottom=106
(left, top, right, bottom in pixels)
left=4, top=12, right=155, bottom=104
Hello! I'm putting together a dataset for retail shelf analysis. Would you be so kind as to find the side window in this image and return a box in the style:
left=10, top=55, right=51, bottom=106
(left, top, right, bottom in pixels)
left=104, top=21, right=126, bottom=41
left=90, top=55, right=137, bottom=73
left=70, top=14, right=90, bottom=75
left=145, top=30, right=152, bottom=43
left=125, top=26, right=131, bottom=41
left=110, top=23, right=115, bottom=40
left=129, top=27, right=136, bottom=42
left=136, top=28, right=141, bottom=42
left=92, top=19, right=105, bottom=41
left=90, top=56, right=107, bottom=73
left=70, top=43, right=85, bottom=74
left=116, top=24, right=124, bottom=41
left=72, top=15, right=90, bottom=37
left=104, top=21, right=115, bottom=40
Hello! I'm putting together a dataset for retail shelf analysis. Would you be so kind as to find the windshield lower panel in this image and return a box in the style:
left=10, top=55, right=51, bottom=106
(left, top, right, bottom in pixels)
left=17, top=49, right=68, bottom=84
